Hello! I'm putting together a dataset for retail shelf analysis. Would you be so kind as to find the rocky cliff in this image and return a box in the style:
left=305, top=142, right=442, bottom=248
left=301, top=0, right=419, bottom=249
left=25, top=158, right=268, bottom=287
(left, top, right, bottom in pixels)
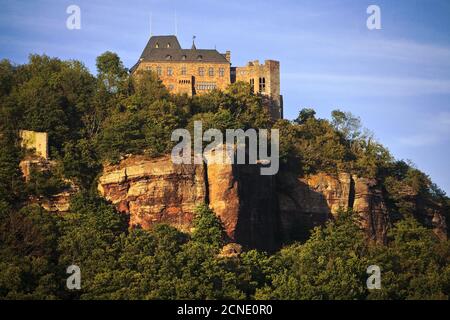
left=23, top=153, right=446, bottom=250
left=98, top=155, right=206, bottom=232
left=277, top=172, right=389, bottom=244
left=98, top=155, right=279, bottom=250
left=20, top=157, right=78, bottom=212
left=97, top=155, right=414, bottom=251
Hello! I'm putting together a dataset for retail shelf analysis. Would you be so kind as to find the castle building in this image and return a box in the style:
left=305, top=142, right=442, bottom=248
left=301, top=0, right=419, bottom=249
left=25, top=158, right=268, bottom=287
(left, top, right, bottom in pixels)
left=131, top=35, right=283, bottom=119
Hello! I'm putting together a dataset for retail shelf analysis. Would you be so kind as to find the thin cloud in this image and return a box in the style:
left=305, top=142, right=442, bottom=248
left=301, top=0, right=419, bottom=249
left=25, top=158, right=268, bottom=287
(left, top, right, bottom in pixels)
left=283, top=72, right=450, bottom=96
left=398, top=112, right=450, bottom=147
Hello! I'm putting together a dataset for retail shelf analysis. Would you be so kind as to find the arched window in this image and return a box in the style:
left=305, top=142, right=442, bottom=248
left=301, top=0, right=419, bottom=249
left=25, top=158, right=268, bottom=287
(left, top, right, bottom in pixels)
left=167, top=43, right=171, bottom=48
left=197, top=55, right=203, bottom=61
left=166, top=55, right=172, bottom=60
left=181, top=55, right=187, bottom=60
left=155, top=43, right=159, bottom=48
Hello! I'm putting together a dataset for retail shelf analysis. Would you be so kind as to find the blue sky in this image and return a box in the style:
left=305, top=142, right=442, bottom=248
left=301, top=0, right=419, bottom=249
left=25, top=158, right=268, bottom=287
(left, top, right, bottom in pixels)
left=1, top=0, right=449, bottom=193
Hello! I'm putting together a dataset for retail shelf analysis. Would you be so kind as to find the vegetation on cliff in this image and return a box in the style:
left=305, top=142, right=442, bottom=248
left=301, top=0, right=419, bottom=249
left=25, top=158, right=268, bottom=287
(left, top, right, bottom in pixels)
left=0, top=54, right=449, bottom=299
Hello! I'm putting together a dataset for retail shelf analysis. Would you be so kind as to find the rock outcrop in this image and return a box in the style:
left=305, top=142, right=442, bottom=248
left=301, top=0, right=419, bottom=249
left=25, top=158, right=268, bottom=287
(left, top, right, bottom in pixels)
left=98, top=154, right=279, bottom=250
left=98, top=156, right=393, bottom=249
left=352, top=177, right=389, bottom=243
left=276, top=171, right=390, bottom=244
left=20, top=157, right=78, bottom=212
left=98, top=155, right=206, bottom=232
left=26, top=153, right=441, bottom=250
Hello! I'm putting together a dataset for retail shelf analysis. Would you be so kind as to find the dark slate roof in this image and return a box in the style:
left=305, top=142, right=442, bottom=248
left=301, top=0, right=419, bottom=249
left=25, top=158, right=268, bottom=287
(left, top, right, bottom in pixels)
left=140, top=35, right=181, bottom=58
left=137, top=35, right=229, bottom=64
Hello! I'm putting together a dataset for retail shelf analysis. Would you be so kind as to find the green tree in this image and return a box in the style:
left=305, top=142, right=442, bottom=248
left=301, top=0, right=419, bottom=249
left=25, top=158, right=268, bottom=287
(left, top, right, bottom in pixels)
left=0, top=129, right=24, bottom=215
left=294, top=108, right=316, bottom=125
left=331, top=109, right=362, bottom=141
left=0, top=205, right=61, bottom=299
left=96, top=51, right=128, bottom=94
left=256, top=210, right=369, bottom=300
left=191, top=204, right=226, bottom=249
left=60, top=138, right=101, bottom=189
left=368, top=217, right=449, bottom=300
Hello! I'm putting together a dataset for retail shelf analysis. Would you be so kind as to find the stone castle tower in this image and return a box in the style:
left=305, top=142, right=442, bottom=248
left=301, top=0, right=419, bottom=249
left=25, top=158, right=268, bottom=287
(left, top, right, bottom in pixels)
left=131, top=35, right=283, bottom=119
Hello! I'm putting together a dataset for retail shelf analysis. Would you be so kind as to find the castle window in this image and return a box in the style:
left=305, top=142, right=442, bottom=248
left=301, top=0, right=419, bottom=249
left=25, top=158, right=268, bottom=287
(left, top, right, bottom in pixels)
left=259, top=77, right=266, bottom=93
left=167, top=67, right=173, bottom=76
left=196, top=82, right=216, bottom=91
left=166, top=55, right=172, bottom=60
left=155, top=43, right=159, bottom=48
left=197, top=55, right=203, bottom=61
left=198, top=67, right=205, bottom=76
left=167, top=43, right=171, bottom=48
left=182, top=55, right=187, bottom=60
left=250, top=78, right=255, bottom=93
left=156, top=66, right=162, bottom=76
left=181, top=66, right=187, bottom=75
left=219, top=68, right=224, bottom=77
left=208, top=67, right=214, bottom=77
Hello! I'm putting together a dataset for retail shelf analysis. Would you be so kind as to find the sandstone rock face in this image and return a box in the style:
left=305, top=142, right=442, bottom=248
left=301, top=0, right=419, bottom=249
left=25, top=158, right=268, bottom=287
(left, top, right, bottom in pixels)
left=98, top=154, right=279, bottom=251
left=276, top=172, right=389, bottom=244
left=352, top=176, right=389, bottom=243
left=22, top=153, right=446, bottom=247
left=97, top=155, right=446, bottom=250
left=219, top=243, right=243, bottom=258
left=414, top=195, right=447, bottom=241
left=20, top=158, right=78, bottom=213
left=221, top=164, right=278, bottom=251
left=98, top=155, right=206, bottom=232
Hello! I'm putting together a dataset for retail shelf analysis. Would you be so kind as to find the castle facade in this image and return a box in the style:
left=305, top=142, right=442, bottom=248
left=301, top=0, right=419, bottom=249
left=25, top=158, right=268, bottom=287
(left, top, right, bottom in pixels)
left=131, top=35, right=283, bottom=119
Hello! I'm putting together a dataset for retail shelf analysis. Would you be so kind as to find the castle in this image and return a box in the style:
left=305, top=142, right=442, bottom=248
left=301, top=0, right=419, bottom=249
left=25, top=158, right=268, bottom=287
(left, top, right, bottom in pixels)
left=131, top=35, right=283, bottom=119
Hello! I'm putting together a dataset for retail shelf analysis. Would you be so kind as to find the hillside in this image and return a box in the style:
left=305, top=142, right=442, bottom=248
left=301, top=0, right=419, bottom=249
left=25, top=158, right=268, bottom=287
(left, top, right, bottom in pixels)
left=0, top=54, right=449, bottom=300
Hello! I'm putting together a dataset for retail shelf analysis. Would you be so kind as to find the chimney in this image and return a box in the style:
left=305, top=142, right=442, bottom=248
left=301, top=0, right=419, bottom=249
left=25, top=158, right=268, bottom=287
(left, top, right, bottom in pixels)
left=225, top=50, right=231, bottom=63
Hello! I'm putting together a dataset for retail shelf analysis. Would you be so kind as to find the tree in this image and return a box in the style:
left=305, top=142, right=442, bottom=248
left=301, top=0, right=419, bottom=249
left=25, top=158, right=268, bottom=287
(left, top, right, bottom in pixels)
left=60, top=139, right=101, bottom=190
left=294, top=108, right=316, bottom=125
left=96, top=51, right=128, bottom=94
left=57, top=192, right=128, bottom=299
left=10, top=55, right=96, bottom=151
left=0, top=59, right=14, bottom=99
left=256, top=210, right=369, bottom=300
left=0, top=205, right=60, bottom=299
left=191, top=204, right=226, bottom=249
left=331, top=109, right=362, bottom=141
left=0, top=129, right=24, bottom=215
left=367, top=217, right=449, bottom=300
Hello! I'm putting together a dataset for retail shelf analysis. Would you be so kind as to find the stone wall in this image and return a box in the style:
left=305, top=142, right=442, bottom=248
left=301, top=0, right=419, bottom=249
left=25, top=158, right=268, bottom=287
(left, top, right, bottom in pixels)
left=135, top=61, right=231, bottom=96
left=20, top=130, right=48, bottom=159
left=235, top=60, right=282, bottom=119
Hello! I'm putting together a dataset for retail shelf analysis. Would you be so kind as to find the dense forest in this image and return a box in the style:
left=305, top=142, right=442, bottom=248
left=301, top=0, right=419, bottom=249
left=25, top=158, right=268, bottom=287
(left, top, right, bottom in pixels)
left=0, top=53, right=449, bottom=299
